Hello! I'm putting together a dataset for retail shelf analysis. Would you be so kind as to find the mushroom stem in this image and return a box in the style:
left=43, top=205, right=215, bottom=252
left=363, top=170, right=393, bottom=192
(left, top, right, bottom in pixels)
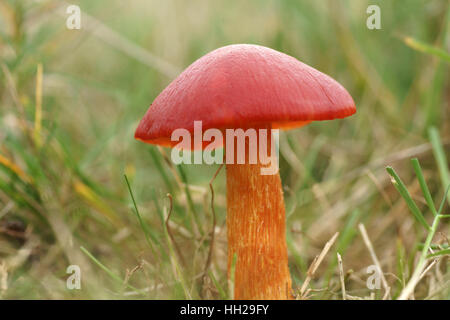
left=226, top=130, right=292, bottom=300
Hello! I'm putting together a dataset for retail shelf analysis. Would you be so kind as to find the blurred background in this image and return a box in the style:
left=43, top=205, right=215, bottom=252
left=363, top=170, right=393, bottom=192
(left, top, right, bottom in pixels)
left=0, top=0, right=449, bottom=299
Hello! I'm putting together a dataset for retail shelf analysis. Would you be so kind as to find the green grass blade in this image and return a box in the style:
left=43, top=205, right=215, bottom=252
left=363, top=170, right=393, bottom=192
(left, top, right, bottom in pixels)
left=396, top=238, right=406, bottom=294
left=208, top=270, right=227, bottom=300
left=80, top=246, right=144, bottom=294
left=386, top=166, right=430, bottom=230
left=428, top=127, right=450, bottom=205
left=124, top=175, right=159, bottom=251
left=176, top=164, right=202, bottom=235
left=403, top=37, right=450, bottom=63
left=418, top=243, right=449, bottom=250
left=149, top=147, right=174, bottom=194
left=80, top=246, right=124, bottom=284
left=427, top=248, right=450, bottom=258
left=437, top=185, right=450, bottom=215
left=286, top=229, right=307, bottom=274
left=411, top=158, right=437, bottom=216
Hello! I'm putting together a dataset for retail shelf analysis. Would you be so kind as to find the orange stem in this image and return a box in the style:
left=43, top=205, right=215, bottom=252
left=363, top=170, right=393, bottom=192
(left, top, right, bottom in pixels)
left=225, top=130, right=292, bottom=299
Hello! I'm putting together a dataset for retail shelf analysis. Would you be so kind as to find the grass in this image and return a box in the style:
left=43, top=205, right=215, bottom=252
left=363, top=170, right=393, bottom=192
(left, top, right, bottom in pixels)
left=0, top=0, right=449, bottom=299
left=386, top=160, right=449, bottom=299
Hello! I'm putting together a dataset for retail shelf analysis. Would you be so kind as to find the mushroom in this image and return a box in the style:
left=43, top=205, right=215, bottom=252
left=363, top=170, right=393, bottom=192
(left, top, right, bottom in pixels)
left=135, top=44, right=356, bottom=299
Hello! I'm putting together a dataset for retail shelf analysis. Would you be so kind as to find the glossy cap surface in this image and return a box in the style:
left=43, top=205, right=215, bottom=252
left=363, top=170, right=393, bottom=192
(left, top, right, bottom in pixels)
left=135, top=44, right=356, bottom=147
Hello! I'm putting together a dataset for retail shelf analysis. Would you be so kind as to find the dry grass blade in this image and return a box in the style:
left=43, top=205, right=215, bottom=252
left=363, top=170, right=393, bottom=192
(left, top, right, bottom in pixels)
left=165, top=194, right=186, bottom=267
left=358, top=223, right=391, bottom=299
left=0, top=63, right=31, bottom=139
left=0, top=262, right=7, bottom=296
left=55, top=1, right=181, bottom=78
left=34, top=63, right=43, bottom=147
left=397, top=184, right=449, bottom=299
left=201, top=164, right=224, bottom=293
left=300, top=232, right=339, bottom=298
left=337, top=252, right=346, bottom=300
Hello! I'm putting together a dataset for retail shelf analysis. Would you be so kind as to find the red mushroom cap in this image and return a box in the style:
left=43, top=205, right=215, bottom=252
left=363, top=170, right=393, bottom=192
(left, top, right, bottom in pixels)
left=135, top=44, right=356, bottom=147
